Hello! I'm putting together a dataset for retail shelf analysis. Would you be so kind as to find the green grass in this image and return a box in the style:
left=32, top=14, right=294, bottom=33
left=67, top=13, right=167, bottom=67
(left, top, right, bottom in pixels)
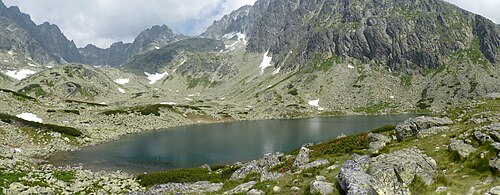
left=400, top=74, right=412, bottom=87
left=53, top=170, right=76, bottom=183
left=0, top=88, right=37, bottom=101
left=101, top=104, right=192, bottom=116
left=0, top=113, right=82, bottom=137
left=308, top=133, right=370, bottom=158
left=18, top=84, right=48, bottom=97
left=370, top=125, right=396, bottom=134
left=0, top=170, right=26, bottom=189
left=137, top=166, right=240, bottom=188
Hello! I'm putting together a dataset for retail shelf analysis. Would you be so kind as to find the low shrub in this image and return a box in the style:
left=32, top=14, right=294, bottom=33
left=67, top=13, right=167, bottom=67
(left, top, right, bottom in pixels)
left=53, top=170, right=76, bottom=182
left=137, top=166, right=239, bottom=188
left=370, top=125, right=396, bottom=133
left=309, top=133, right=370, bottom=157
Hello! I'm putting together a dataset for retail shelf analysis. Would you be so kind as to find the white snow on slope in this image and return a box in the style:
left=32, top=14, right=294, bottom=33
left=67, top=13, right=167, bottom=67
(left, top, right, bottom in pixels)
left=272, top=67, right=281, bottom=75
left=28, top=63, right=37, bottom=67
left=5, top=69, right=36, bottom=80
left=160, top=102, right=177, bottom=105
left=118, top=88, right=125, bottom=94
left=155, top=46, right=160, bottom=50
left=114, top=78, right=130, bottom=85
left=145, top=72, right=168, bottom=84
left=7, top=50, right=13, bottom=56
left=308, top=99, right=320, bottom=107
left=259, top=51, right=273, bottom=74
left=223, top=32, right=247, bottom=51
left=347, top=64, right=354, bottom=69
left=16, top=113, right=42, bottom=123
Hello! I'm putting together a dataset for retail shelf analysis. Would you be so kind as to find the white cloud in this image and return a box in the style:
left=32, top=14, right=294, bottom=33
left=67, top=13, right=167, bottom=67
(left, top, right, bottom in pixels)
left=2, top=0, right=498, bottom=49
left=3, top=0, right=256, bottom=48
left=444, top=0, right=500, bottom=23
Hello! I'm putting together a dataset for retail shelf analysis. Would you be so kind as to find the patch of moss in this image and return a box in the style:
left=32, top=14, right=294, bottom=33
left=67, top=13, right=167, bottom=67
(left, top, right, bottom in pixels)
left=64, top=100, right=107, bottom=107
left=309, top=133, right=370, bottom=158
left=400, top=74, right=412, bottom=88
left=0, top=170, right=26, bottom=189
left=370, top=125, right=396, bottom=134
left=0, top=88, right=37, bottom=101
left=18, top=84, right=47, bottom=97
left=53, top=170, right=76, bottom=183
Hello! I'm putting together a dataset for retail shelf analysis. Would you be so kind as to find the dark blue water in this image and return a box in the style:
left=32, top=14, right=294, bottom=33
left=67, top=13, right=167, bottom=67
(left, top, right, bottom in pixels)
left=49, top=115, right=417, bottom=173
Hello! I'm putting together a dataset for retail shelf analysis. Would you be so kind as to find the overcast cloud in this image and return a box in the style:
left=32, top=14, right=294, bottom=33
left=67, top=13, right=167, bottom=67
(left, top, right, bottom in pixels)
left=3, top=0, right=499, bottom=48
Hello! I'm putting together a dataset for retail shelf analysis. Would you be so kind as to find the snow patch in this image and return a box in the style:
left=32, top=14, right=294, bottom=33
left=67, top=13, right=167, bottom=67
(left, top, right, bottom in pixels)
left=160, top=102, right=177, bottom=105
left=5, top=69, right=36, bottom=80
left=222, top=32, right=247, bottom=52
left=347, top=64, right=354, bottom=69
left=7, top=50, right=13, bottom=56
left=14, top=148, right=22, bottom=153
left=259, top=51, right=273, bottom=74
left=180, top=60, right=187, bottom=65
left=145, top=72, right=168, bottom=84
left=308, top=99, right=320, bottom=107
left=390, top=96, right=395, bottom=99
left=46, top=66, right=53, bottom=69
left=185, top=98, right=193, bottom=101
left=114, top=78, right=130, bottom=85
left=155, top=46, right=160, bottom=50
left=3, top=60, right=8, bottom=62
left=28, top=63, right=37, bottom=67
left=272, top=67, right=281, bottom=75
left=16, top=113, right=42, bottom=123
left=118, top=88, right=125, bottom=94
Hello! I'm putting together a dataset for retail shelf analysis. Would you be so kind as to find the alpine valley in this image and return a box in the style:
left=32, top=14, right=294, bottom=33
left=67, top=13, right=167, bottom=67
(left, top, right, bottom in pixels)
left=0, top=0, right=499, bottom=194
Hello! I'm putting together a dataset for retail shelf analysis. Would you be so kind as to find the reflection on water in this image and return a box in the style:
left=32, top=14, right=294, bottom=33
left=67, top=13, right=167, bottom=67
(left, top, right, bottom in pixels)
left=49, top=114, right=418, bottom=174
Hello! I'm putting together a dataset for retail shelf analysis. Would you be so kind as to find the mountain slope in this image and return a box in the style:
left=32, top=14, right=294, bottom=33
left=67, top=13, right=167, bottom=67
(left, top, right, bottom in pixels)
left=204, top=0, right=500, bottom=71
left=80, top=25, right=186, bottom=67
left=0, top=0, right=83, bottom=64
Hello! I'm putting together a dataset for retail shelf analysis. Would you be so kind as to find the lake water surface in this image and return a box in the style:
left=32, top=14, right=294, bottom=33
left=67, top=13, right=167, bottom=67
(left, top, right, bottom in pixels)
left=49, top=114, right=417, bottom=173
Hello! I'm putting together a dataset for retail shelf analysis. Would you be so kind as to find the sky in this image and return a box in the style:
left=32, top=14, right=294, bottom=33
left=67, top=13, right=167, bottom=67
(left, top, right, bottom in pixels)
left=3, top=0, right=499, bottom=49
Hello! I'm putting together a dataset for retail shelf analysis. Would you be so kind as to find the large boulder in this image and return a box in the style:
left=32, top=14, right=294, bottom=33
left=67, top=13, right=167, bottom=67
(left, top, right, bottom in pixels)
left=395, top=116, right=453, bottom=141
left=230, top=152, right=283, bottom=180
left=310, top=180, right=334, bottom=195
left=338, top=154, right=377, bottom=195
left=490, top=158, right=500, bottom=173
left=223, top=181, right=257, bottom=195
left=293, top=146, right=311, bottom=167
left=339, top=147, right=437, bottom=195
left=448, top=139, right=477, bottom=158
left=300, top=159, right=329, bottom=170
left=368, top=133, right=391, bottom=153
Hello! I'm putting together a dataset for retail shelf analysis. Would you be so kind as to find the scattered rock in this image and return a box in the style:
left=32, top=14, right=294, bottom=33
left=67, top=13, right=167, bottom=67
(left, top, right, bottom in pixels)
left=419, top=126, right=450, bottom=138
left=484, top=93, right=500, bottom=100
left=247, top=189, right=265, bottom=195
left=435, top=186, right=448, bottom=193
left=488, top=186, right=500, bottom=195
left=126, top=181, right=222, bottom=195
left=490, top=158, right=500, bottom=172
left=200, top=164, right=211, bottom=171
left=290, top=186, right=301, bottom=191
left=310, top=180, right=334, bottom=195
left=448, top=139, right=477, bottom=158
left=316, top=175, right=326, bottom=181
left=474, top=131, right=494, bottom=143
left=293, top=146, right=311, bottom=167
left=260, top=171, right=284, bottom=182
left=395, top=116, right=453, bottom=141
left=336, top=133, right=347, bottom=139
left=272, top=186, right=281, bottom=193
left=326, top=164, right=339, bottom=170
left=224, top=181, right=257, bottom=195
left=368, top=133, right=391, bottom=153
left=299, top=159, right=329, bottom=170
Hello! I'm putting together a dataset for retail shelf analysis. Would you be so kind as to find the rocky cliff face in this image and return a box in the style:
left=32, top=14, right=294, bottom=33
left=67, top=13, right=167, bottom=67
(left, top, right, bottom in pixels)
left=204, top=0, right=500, bottom=71
left=80, top=25, right=185, bottom=67
left=0, top=0, right=83, bottom=64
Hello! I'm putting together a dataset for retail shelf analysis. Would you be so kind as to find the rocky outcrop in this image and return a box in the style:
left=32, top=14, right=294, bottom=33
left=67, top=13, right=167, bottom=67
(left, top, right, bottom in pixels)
left=339, top=147, right=437, bottom=195
left=204, top=0, right=500, bottom=72
left=80, top=25, right=185, bottom=67
left=0, top=3, right=83, bottom=64
left=293, top=146, right=311, bottom=167
left=368, top=133, right=391, bottom=153
left=230, top=152, right=283, bottom=180
left=310, top=176, right=334, bottom=195
left=131, top=181, right=222, bottom=195
left=395, top=116, right=453, bottom=141
left=448, top=138, right=477, bottom=158
left=490, top=158, right=500, bottom=173
left=223, top=181, right=256, bottom=195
